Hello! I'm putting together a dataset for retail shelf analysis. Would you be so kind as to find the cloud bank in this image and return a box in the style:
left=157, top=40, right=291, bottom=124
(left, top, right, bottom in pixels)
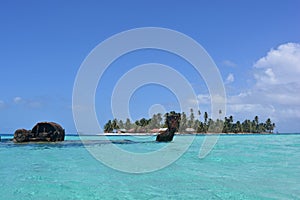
left=197, top=43, right=300, bottom=132
left=231, top=43, right=300, bottom=131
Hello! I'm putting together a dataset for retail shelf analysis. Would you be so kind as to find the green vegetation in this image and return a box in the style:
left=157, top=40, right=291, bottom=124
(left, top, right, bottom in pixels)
left=103, top=109, right=275, bottom=134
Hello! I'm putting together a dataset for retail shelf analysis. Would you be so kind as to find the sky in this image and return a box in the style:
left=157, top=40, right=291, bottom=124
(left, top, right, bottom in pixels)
left=0, top=0, right=300, bottom=133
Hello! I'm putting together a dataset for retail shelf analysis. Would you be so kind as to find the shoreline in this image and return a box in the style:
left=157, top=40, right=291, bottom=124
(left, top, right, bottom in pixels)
left=1, top=132, right=299, bottom=143
left=2, top=132, right=300, bottom=138
left=74, top=132, right=293, bottom=136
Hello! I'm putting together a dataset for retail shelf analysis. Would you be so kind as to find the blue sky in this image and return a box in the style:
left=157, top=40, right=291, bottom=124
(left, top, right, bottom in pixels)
left=0, top=0, right=300, bottom=133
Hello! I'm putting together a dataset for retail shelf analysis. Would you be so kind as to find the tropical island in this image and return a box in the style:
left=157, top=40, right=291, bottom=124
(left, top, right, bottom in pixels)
left=104, top=109, right=276, bottom=134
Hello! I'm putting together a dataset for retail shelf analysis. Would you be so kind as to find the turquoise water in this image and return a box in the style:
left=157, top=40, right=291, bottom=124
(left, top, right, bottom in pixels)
left=0, top=134, right=299, bottom=199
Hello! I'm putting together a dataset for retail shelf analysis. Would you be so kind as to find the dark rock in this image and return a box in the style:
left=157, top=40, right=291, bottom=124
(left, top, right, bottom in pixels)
left=13, top=122, right=65, bottom=143
left=156, top=112, right=181, bottom=142
left=31, top=122, right=65, bottom=142
left=13, top=129, right=31, bottom=143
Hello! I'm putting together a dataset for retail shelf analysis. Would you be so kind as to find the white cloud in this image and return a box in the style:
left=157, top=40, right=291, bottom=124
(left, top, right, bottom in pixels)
left=13, top=97, right=23, bottom=104
left=196, top=94, right=227, bottom=105
left=197, top=94, right=211, bottom=104
left=225, top=73, right=234, bottom=83
left=194, top=43, right=300, bottom=132
left=227, top=43, right=300, bottom=131
left=12, top=96, right=43, bottom=109
left=254, top=43, right=300, bottom=86
left=222, top=60, right=237, bottom=67
left=252, top=43, right=300, bottom=105
left=227, top=103, right=275, bottom=118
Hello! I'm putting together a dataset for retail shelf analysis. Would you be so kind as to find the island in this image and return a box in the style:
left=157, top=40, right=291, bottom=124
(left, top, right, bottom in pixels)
left=103, top=109, right=276, bottom=139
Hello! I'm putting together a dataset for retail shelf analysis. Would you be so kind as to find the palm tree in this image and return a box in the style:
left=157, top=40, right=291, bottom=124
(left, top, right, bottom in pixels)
left=204, top=112, right=208, bottom=124
left=242, top=119, right=252, bottom=133
left=157, top=113, right=163, bottom=127
left=188, top=108, right=195, bottom=128
left=179, top=112, right=187, bottom=132
left=265, top=118, right=272, bottom=133
left=253, top=116, right=259, bottom=133
left=254, top=116, right=259, bottom=124
left=271, top=123, right=275, bottom=133
left=229, top=115, right=234, bottom=132
left=125, top=118, right=131, bottom=130
left=265, top=118, right=275, bottom=133
left=104, top=120, right=113, bottom=133
left=235, top=121, right=242, bottom=133
left=118, top=120, right=124, bottom=129
left=223, top=117, right=230, bottom=133
left=112, top=119, right=119, bottom=130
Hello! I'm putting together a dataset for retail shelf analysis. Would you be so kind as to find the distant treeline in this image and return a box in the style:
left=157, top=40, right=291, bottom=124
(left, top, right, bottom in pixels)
left=104, top=109, right=275, bottom=134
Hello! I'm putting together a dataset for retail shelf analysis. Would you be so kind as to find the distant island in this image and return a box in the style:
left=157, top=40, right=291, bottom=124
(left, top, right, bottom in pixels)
left=104, top=109, right=275, bottom=134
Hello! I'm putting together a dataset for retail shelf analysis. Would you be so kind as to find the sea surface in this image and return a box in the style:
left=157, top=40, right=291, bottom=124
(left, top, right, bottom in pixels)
left=0, top=134, right=299, bottom=200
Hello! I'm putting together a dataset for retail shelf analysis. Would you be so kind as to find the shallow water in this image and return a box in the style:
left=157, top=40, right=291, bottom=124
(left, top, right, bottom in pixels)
left=0, top=134, right=299, bottom=199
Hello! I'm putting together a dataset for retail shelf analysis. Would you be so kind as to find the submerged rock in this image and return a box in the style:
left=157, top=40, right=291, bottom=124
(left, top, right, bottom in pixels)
left=13, top=122, right=65, bottom=143
left=156, top=113, right=181, bottom=142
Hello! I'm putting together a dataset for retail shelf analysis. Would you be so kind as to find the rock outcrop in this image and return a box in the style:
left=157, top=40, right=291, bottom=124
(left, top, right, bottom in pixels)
left=13, top=129, right=31, bottom=142
left=156, top=112, right=181, bottom=142
left=13, top=122, right=65, bottom=143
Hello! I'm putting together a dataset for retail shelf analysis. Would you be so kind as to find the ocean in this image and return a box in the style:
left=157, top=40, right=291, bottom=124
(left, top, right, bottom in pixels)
left=0, top=134, right=299, bottom=200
